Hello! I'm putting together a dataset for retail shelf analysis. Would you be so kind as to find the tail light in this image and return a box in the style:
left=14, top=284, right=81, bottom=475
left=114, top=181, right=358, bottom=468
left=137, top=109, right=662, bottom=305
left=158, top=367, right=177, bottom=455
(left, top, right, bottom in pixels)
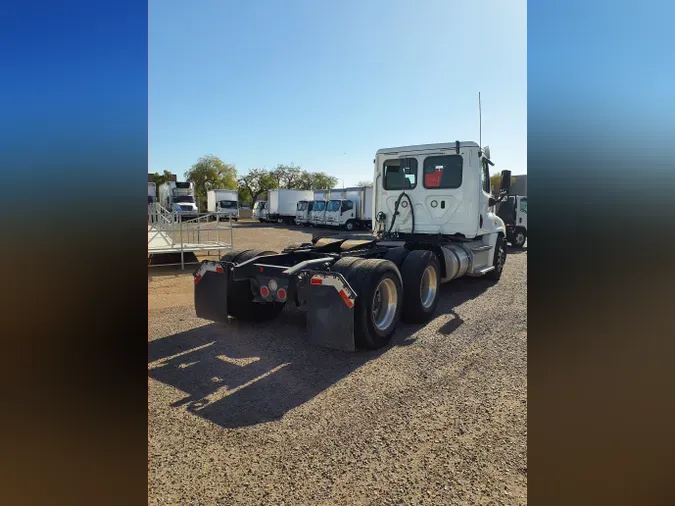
left=277, top=288, right=287, bottom=301
left=260, top=286, right=270, bottom=297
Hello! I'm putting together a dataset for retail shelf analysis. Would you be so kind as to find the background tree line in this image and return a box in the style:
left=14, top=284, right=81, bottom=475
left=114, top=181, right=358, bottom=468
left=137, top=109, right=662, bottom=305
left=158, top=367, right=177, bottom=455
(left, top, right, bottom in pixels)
left=150, top=155, right=340, bottom=210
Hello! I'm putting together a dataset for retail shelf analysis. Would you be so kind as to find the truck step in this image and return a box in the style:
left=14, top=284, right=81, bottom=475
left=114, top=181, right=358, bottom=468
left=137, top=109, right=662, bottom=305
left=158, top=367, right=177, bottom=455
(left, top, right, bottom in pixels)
left=474, top=265, right=495, bottom=275
left=470, top=245, right=492, bottom=252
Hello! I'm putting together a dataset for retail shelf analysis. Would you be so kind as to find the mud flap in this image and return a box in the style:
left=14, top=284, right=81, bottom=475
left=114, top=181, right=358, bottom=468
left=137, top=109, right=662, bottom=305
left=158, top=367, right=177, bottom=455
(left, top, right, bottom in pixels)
left=305, top=272, right=356, bottom=351
left=194, top=261, right=229, bottom=323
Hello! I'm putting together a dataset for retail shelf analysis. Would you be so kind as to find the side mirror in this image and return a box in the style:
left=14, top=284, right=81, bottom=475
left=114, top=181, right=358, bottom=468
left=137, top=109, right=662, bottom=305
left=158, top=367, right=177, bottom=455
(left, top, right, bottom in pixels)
left=500, top=170, right=511, bottom=194
left=489, top=197, right=497, bottom=207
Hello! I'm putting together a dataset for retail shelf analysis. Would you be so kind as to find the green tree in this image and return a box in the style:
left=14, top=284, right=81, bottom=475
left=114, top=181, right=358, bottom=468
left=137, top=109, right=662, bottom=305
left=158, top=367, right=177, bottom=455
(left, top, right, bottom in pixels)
left=238, top=168, right=279, bottom=204
left=295, top=171, right=338, bottom=190
left=272, top=163, right=304, bottom=188
left=150, top=170, right=175, bottom=187
left=355, top=180, right=373, bottom=187
left=184, top=155, right=238, bottom=210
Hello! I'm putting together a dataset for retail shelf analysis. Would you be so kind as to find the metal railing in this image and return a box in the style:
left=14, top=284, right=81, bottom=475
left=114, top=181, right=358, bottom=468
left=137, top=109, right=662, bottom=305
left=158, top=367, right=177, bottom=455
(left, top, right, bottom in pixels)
left=148, top=203, right=234, bottom=269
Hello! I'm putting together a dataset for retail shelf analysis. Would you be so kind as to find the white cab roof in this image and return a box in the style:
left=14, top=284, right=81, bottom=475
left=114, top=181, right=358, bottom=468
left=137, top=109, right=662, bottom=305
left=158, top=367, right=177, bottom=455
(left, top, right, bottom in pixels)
left=376, top=141, right=479, bottom=155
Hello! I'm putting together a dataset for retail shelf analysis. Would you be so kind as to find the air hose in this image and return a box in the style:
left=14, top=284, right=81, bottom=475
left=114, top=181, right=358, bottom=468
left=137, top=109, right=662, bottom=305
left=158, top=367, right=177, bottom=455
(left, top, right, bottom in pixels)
left=386, top=191, right=415, bottom=236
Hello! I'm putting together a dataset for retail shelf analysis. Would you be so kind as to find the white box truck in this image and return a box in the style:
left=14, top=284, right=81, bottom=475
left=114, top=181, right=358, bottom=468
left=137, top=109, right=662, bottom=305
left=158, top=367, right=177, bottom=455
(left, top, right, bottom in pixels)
left=496, top=195, right=527, bottom=247
left=309, top=189, right=334, bottom=227
left=295, top=199, right=315, bottom=226
left=265, top=189, right=314, bottom=224
left=324, top=186, right=373, bottom=231
left=253, top=200, right=267, bottom=222
left=207, top=189, right=239, bottom=221
left=158, top=181, right=199, bottom=219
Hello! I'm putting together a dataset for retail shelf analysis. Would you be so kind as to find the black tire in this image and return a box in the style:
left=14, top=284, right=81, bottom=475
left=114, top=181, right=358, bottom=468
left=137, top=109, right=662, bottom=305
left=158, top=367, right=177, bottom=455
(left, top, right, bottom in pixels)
left=219, top=249, right=285, bottom=321
left=513, top=228, right=526, bottom=248
left=400, top=250, right=441, bottom=324
left=485, top=235, right=507, bottom=281
left=259, top=219, right=265, bottom=223
left=383, top=246, right=411, bottom=269
left=333, top=258, right=403, bottom=349
left=344, top=220, right=356, bottom=232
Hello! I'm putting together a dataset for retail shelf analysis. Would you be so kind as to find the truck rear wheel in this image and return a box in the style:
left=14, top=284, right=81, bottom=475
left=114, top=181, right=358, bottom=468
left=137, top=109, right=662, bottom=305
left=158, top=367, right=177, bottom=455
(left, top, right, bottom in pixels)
left=513, top=228, right=526, bottom=248
left=333, top=258, right=402, bottom=349
left=400, top=250, right=441, bottom=324
left=219, top=249, right=285, bottom=321
left=344, top=220, right=355, bottom=232
left=383, top=246, right=411, bottom=268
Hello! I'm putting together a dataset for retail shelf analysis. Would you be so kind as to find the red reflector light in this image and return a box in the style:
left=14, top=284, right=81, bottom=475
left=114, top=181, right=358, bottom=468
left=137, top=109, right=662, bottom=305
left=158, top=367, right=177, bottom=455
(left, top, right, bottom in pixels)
left=277, top=288, right=287, bottom=301
left=259, top=266, right=264, bottom=273
left=260, top=286, right=270, bottom=297
left=310, top=277, right=322, bottom=285
left=194, top=274, right=202, bottom=284
left=215, top=265, right=224, bottom=273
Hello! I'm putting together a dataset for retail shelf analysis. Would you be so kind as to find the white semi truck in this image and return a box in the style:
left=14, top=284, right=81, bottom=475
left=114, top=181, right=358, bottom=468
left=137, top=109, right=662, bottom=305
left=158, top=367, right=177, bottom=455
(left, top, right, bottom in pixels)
left=158, top=181, right=199, bottom=219
left=207, top=189, right=239, bottom=221
left=496, top=195, right=527, bottom=247
left=262, top=189, right=314, bottom=224
left=324, top=186, right=373, bottom=231
left=194, top=140, right=511, bottom=352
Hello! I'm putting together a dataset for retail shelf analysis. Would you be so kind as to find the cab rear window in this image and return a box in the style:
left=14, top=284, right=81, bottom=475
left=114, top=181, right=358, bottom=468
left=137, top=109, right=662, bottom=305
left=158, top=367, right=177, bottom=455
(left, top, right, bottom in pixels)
left=423, top=155, right=463, bottom=189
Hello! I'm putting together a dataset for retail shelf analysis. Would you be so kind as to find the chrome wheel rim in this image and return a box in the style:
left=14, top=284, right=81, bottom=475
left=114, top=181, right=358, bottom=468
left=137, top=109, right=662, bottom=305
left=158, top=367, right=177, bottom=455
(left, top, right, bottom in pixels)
left=371, top=278, right=398, bottom=331
left=420, top=265, right=438, bottom=309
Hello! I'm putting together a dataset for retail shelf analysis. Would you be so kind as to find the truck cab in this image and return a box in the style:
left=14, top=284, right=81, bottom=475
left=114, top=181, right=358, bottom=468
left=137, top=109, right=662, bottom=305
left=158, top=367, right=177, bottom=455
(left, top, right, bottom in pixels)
left=324, top=199, right=355, bottom=228
left=216, top=200, right=239, bottom=220
left=295, top=200, right=314, bottom=226
left=309, top=200, right=327, bottom=226
left=496, top=195, right=527, bottom=247
left=253, top=200, right=268, bottom=222
left=373, top=141, right=503, bottom=240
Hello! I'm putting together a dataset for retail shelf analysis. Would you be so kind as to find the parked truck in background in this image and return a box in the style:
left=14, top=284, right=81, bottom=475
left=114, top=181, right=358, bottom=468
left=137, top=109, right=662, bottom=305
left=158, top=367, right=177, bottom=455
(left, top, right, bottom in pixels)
left=207, top=189, right=239, bottom=221
left=158, top=181, right=199, bottom=219
left=295, top=200, right=315, bottom=226
left=496, top=195, right=527, bottom=247
left=263, top=189, right=314, bottom=224
left=194, top=140, right=512, bottom=352
left=253, top=200, right=267, bottom=222
left=324, top=186, right=373, bottom=231
left=309, top=189, right=341, bottom=227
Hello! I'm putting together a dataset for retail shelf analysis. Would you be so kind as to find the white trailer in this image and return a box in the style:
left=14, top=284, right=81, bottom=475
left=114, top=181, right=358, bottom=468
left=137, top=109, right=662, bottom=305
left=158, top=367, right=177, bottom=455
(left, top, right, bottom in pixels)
left=158, top=181, right=199, bottom=219
left=195, top=140, right=512, bottom=352
left=324, top=186, right=373, bottom=231
left=265, top=189, right=314, bottom=224
left=207, top=190, right=239, bottom=221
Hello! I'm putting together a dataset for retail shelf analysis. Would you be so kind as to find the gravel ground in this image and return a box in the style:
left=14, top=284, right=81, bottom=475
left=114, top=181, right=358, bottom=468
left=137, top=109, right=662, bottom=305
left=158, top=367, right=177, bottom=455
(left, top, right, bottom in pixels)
left=149, top=222, right=527, bottom=505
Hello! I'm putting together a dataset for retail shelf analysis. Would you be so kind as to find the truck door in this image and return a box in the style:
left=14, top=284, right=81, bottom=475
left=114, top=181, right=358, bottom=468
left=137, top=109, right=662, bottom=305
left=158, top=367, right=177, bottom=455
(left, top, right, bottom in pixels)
left=517, top=197, right=527, bottom=229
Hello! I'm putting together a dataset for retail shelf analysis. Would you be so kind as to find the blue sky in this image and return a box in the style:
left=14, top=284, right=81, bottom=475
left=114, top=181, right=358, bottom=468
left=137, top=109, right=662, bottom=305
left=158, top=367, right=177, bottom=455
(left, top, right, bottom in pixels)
left=150, top=0, right=526, bottom=185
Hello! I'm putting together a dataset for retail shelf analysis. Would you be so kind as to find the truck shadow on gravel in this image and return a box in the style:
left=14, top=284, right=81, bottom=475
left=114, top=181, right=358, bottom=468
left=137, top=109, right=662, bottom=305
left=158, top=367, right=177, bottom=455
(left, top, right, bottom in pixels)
left=148, top=278, right=493, bottom=429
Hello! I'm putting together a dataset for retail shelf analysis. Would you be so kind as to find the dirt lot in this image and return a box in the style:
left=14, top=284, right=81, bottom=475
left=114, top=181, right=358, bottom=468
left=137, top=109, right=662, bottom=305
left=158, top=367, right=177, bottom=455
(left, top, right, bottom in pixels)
left=148, top=222, right=527, bottom=505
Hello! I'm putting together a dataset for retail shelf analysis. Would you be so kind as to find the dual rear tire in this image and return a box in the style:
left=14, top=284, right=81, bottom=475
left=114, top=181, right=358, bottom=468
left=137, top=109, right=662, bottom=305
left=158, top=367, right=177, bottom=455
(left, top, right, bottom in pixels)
left=332, top=258, right=403, bottom=350
left=330, top=249, right=442, bottom=349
